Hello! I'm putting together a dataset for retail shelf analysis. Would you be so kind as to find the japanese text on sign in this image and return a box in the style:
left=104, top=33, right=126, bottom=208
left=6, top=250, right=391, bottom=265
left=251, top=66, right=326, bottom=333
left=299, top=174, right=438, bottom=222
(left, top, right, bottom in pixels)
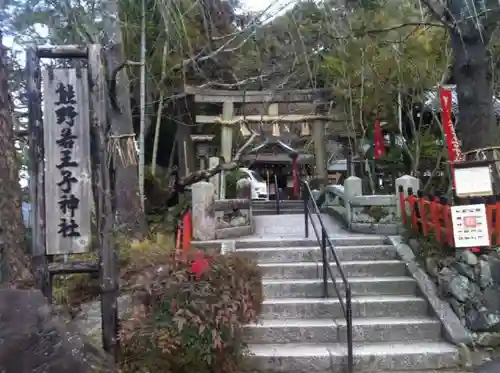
left=43, top=68, right=92, bottom=254
left=54, top=82, right=81, bottom=238
left=451, top=204, right=491, bottom=248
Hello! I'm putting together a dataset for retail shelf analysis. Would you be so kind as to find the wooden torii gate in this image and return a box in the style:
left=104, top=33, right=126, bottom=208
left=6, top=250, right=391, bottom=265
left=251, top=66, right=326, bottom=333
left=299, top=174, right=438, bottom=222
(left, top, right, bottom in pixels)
left=181, top=86, right=341, bottom=196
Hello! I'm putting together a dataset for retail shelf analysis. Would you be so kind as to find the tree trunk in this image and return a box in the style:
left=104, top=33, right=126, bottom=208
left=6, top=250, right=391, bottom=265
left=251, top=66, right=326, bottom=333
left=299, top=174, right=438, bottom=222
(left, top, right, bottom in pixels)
left=0, top=34, right=33, bottom=283
left=448, top=0, right=500, bottom=191
left=102, top=0, right=147, bottom=237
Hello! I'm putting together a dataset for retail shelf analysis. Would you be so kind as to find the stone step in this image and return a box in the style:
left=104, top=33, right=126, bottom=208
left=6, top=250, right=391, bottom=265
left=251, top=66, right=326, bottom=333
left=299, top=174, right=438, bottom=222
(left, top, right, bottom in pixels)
left=258, top=260, right=407, bottom=279
left=252, top=200, right=303, bottom=207
left=261, top=296, right=428, bottom=319
left=245, top=341, right=459, bottom=372
left=237, top=245, right=397, bottom=263
left=253, top=209, right=303, bottom=216
left=244, top=317, right=441, bottom=344
left=262, top=277, right=417, bottom=298
left=234, top=236, right=388, bottom=249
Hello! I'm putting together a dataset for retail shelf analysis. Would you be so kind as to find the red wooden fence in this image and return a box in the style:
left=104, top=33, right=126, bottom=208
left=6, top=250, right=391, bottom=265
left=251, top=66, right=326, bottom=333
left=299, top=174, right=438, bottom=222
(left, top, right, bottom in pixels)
left=398, top=187, right=500, bottom=247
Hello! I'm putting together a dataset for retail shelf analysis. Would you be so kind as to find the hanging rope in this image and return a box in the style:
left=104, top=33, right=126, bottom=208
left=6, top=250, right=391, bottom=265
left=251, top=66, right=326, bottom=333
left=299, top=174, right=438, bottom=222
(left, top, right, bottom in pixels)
left=107, top=133, right=138, bottom=168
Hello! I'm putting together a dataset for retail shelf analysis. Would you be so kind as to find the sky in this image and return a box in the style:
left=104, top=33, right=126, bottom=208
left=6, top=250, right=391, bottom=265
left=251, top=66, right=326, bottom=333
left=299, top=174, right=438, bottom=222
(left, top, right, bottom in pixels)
left=243, top=0, right=296, bottom=14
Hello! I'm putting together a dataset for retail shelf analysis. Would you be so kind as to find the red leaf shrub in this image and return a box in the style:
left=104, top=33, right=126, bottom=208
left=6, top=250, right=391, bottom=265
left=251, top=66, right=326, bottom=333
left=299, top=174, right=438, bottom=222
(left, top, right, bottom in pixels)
left=119, top=248, right=262, bottom=373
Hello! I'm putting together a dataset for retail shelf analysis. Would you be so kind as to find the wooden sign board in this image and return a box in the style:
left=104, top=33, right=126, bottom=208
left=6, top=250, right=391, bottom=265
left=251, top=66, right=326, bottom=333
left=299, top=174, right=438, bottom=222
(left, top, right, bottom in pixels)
left=43, top=68, right=92, bottom=254
left=454, top=165, right=493, bottom=197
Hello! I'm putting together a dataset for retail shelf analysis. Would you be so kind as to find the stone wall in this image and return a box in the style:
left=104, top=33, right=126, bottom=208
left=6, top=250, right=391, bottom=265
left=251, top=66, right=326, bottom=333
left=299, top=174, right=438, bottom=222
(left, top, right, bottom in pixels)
left=322, top=175, right=420, bottom=235
left=191, top=179, right=254, bottom=240
left=214, top=199, right=251, bottom=229
left=416, top=242, right=500, bottom=347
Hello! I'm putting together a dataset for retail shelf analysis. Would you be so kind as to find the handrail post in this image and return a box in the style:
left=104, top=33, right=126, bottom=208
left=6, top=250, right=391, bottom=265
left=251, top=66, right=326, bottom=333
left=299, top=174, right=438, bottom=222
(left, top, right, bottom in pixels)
left=346, top=286, right=354, bottom=373
left=274, top=175, right=280, bottom=215
left=321, top=227, right=328, bottom=298
left=300, top=180, right=353, bottom=373
left=302, top=182, right=309, bottom=238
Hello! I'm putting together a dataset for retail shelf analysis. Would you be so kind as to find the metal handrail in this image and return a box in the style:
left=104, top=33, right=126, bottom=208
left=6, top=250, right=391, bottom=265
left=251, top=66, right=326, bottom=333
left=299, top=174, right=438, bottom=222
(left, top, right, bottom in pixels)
left=274, top=174, right=280, bottom=215
left=301, top=180, right=353, bottom=373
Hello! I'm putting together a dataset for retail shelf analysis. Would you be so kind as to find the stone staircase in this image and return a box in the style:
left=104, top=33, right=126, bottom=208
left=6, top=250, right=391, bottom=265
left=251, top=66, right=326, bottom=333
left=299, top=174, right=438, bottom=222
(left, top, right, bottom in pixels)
left=253, top=200, right=304, bottom=216
left=236, top=237, right=460, bottom=372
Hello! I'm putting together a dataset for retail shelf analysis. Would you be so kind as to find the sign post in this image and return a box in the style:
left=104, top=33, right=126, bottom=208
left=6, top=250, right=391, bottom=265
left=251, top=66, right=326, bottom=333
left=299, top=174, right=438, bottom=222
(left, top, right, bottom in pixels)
left=26, top=45, right=118, bottom=361
left=454, top=160, right=494, bottom=198
left=451, top=160, right=495, bottom=251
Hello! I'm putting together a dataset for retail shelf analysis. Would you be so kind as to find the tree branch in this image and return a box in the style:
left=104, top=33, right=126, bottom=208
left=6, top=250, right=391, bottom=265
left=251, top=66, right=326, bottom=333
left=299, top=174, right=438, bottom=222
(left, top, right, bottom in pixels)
left=418, top=0, right=457, bottom=29
left=164, top=132, right=259, bottom=201
left=197, top=74, right=269, bottom=89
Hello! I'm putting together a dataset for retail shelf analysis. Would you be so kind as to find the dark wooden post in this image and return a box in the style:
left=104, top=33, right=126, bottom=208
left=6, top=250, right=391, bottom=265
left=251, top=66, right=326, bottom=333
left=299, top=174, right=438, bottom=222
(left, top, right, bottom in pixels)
left=88, top=44, right=119, bottom=361
left=289, top=152, right=299, bottom=199
left=26, top=48, right=49, bottom=296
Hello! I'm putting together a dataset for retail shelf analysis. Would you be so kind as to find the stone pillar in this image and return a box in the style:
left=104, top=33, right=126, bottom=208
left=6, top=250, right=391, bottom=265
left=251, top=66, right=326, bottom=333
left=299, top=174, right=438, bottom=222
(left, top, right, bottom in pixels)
left=344, top=176, right=362, bottom=227
left=236, top=178, right=252, bottom=199
left=220, top=101, right=234, bottom=199
left=191, top=181, right=216, bottom=241
left=209, top=156, right=221, bottom=199
left=312, top=119, right=327, bottom=185
left=236, top=178, right=253, bottom=230
left=395, top=175, right=420, bottom=219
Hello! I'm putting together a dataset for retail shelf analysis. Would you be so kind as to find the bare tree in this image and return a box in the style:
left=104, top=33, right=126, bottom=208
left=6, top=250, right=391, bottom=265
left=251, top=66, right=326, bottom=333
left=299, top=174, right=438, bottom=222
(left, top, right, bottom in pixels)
left=422, top=0, right=500, bottom=187
left=0, top=33, right=33, bottom=283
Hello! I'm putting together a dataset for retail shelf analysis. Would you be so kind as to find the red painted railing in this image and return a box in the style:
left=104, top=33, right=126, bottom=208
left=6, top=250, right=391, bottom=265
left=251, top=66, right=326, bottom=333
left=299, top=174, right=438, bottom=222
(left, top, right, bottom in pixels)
left=398, top=186, right=500, bottom=247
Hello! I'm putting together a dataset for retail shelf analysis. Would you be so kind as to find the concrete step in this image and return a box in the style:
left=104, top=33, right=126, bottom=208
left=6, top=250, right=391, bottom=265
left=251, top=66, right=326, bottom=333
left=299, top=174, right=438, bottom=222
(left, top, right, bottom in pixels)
left=258, top=260, right=407, bottom=279
left=262, top=277, right=417, bottom=298
left=245, top=341, right=459, bottom=372
left=237, top=245, right=397, bottom=263
left=234, top=236, right=388, bottom=249
left=244, top=317, right=441, bottom=344
left=261, top=296, right=428, bottom=319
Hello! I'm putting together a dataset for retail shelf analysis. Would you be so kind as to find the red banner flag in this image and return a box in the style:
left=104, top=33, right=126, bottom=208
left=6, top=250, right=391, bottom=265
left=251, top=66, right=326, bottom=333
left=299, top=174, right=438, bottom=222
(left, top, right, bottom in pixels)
left=373, top=120, right=385, bottom=159
left=439, top=88, right=464, bottom=188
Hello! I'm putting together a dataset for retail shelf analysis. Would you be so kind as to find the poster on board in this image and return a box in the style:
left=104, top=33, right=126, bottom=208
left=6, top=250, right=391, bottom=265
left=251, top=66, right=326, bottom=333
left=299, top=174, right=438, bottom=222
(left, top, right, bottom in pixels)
left=451, top=204, right=490, bottom=248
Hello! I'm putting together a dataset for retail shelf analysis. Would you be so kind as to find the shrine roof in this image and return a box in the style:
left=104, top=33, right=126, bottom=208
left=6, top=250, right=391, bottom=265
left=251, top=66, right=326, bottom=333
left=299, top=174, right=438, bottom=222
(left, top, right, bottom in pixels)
left=248, top=138, right=299, bottom=155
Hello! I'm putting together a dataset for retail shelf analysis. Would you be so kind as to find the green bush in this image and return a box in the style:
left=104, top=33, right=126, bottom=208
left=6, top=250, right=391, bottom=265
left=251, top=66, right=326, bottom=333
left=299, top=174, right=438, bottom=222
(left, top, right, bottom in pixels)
left=225, top=169, right=245, bottom=198
left=51, top=233, right=175, bottom=308
left=119, top=248, right=262, bottom=373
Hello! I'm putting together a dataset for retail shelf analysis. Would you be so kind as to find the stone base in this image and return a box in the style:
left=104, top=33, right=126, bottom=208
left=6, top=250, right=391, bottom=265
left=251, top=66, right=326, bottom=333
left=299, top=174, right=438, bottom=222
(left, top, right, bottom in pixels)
left=215, top=225, right=253, bottom=239
left=351, top=223, right=404, bottom=235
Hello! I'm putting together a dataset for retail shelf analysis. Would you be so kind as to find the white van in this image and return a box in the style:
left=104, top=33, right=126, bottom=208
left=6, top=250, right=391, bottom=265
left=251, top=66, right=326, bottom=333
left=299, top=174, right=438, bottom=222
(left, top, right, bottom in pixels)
left=239, top=168, right=268, bottom=200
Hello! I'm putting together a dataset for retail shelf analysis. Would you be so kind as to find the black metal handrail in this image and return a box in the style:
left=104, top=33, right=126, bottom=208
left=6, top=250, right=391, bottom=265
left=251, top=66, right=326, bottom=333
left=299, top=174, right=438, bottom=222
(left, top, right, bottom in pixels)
left=274, top=174, right=280, bottom=215
left=301, top=181, right=353, bottom=373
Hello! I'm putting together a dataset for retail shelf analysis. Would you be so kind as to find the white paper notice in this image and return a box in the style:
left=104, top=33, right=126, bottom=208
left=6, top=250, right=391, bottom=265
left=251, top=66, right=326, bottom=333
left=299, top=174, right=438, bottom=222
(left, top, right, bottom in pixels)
left=451, top=204, right=491, bottom=248
left=454, top=166, right=493, bottom=197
